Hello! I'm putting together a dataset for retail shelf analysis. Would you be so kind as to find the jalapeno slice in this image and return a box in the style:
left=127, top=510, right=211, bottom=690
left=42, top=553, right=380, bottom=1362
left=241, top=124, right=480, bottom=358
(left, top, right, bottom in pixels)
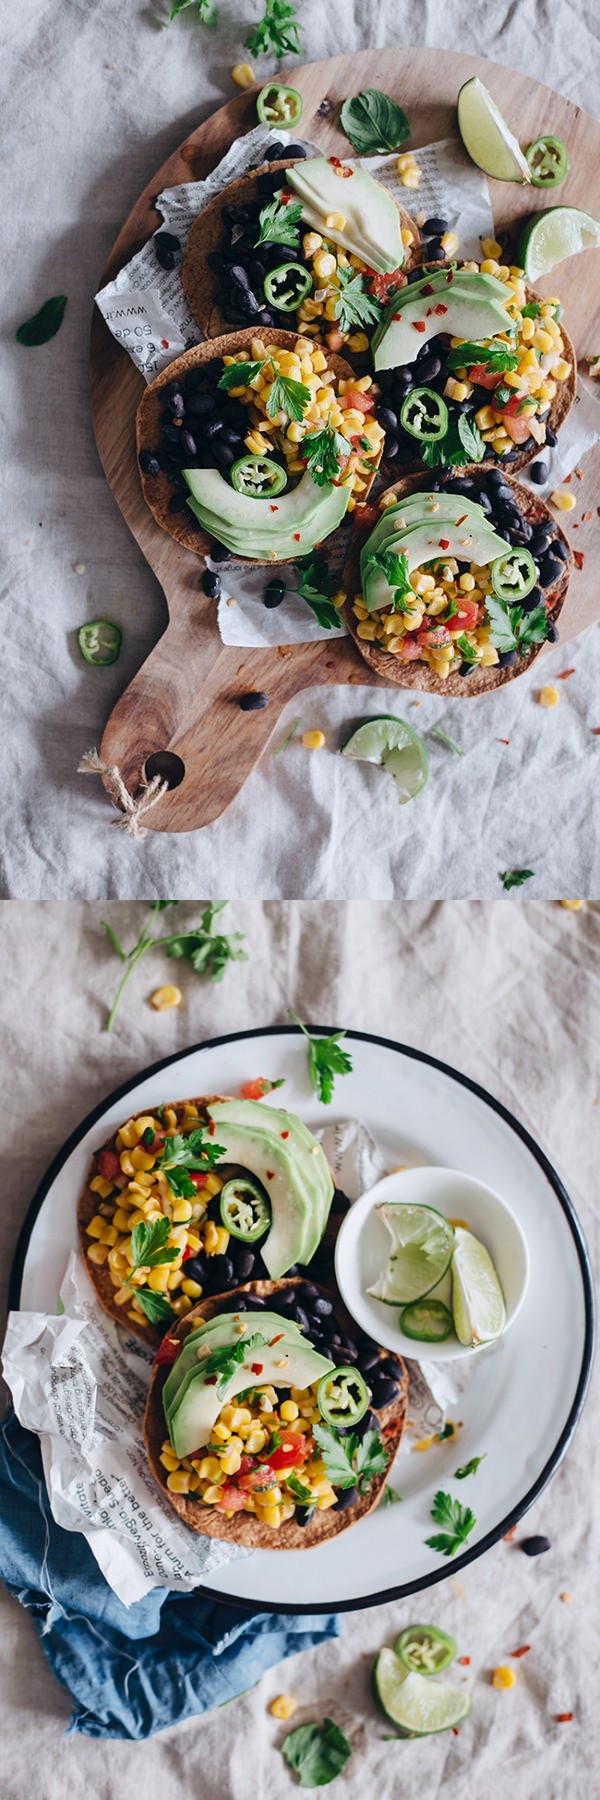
left=525, top=136, right=569, bottom=188
left=317, top=1366, right=370, bottom=1428
left=256, top=83, right=304, bottom=129
left=400, top=1299, right=454, bottom=1342
left=263, top=263, right=313, bottom=312
left=400, top=387, right=450, bottom=442
left=230, top=454, right=287, bottom=498
left=396, top=1624, right=457, bottom=1675
left=77, top=620, right=122, bottom=666
left=219, top=1177, right=271, bottom=1242
left=491, top=547, right=537, bottom=602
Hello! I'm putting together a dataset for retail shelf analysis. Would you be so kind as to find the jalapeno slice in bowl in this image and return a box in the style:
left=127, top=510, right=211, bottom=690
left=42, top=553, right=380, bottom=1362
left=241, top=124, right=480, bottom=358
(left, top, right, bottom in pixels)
left=400, top=387, right=450, bottom=442
left=231, top=454, right=287, bottom=498
left=317, top=1366, right=370, bottom=1428
left=256, top=83, right=304, bottom=129
left=525, top=136, right=569, bottom=188
left=219, top=1177, right=271, bottom=1242
left=263, top=263, right=313, bottom=312
left=400, top=1299, right=454, bottom=1342
left=491, top=546, right=537, bottom=601
left=77, top=619, right=122, bottom=666
left=396, top=1624, right=457, bottom=1675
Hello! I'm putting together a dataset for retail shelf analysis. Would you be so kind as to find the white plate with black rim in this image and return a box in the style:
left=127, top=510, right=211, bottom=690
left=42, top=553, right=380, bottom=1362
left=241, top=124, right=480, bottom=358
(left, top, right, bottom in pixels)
left=9, top=1026, right=594, bottom=1615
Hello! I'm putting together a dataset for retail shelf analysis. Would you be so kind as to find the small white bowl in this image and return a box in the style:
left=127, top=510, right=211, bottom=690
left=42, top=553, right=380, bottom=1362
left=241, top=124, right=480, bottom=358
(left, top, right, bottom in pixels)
left=334, top=1165, right=530, bottom=1362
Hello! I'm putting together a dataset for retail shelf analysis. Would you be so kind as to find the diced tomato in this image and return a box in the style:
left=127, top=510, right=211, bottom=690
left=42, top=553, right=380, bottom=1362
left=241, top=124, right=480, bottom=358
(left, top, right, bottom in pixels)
left=239, top=1465, right=279, bottom=1493
left=395, top=636, right=423, bottom=661
left=503, top=413, right=535, bottom=444
left=342, top=390, right=375, bottom=414
left=241, top=1078, right=275, bottom=1100
left=189, top=1171, right=208, bottom=1189
left=153, top=1335, right=180, bottom=1366
left=492, top=391, right=524, bottom=416
left=355, top=502, right=379, bottom=531
left=98, top=1149, right=120, bottom=1182
left=367, top=266, right=406, bottom=302
left=217, top=1484, right=248, bottom=1511
left=417, top=624, right=453, bottom=649
left=268, top=1437, right=308, bottom=1471
left=453, top=596, right=480, bottom=631
left=468, top=365, right=503, bottom=389
left=238, top=1454, right=258, bottom=1475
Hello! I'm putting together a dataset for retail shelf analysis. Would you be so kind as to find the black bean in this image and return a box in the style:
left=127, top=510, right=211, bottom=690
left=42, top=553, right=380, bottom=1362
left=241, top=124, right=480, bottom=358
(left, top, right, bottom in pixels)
left=239, top=691, right=269, bottom=711
left=413, top=353, right=442, bottom=383
left=298, top=1282, right=319, bottom=1300
left=407, top=268, right=425, bottom=283
left=384, top=438, right=400, bottom=459
left=266, top=141, right=286, bottom=161
left=167, top=392, right=185, bottom=419
left=444, top=477, right=475, bottom=497
left=264, top=579, right=285, bottom=608
left=223, top=202, right=252, bottom=227
left=214, top=442, right=235, bottom=470
left=521, top=1534, right=551, bottom=1556
left=329, top=1346, right=353, bottom=1365
left=274, top=1287, right=296, bottom=1310
left=181, top=430, right=197, bottom=458
left=354, top=1409, right=378, bottom=1441
left=425, top=244, right=446, bottom=262
left=545, top=426, right=558, bottom=446
left=243, top=1294, right=266, bottom=1309
left=384, top=1355, right=405, bottom=1380
left=311, top=1294, right=333, bottom=1317
left=422, top=216, right=448, bottom=236
left=185, top=391, right=217, bottom=422
left=552, top=537, right=570, bottom=562
left=377, top=405, right=399, bottom=433
left=547, top=620, right=559, bottom=642
left=333, top=1486, right=358, bottom=1511
left=296, top=1505, right=316, bottom=1527
left=371, top=1374, right=400, bottom=1407
left=161, top=423, right=185, bottom=449
left=155, top=229, right=180, bottom=253
left=208, top=540, right=231, bottom=565
left=486, top=468, right=508, bottom=490
left=286, top=143, right=307, bottom=158
left=293, top=1305, right=311, bottom=1331
left=207, top=1254, right=234, bottom=1287
left=521, top=584, right=544, bottom=615
left=459, top=660, right=476, bottom=677
left=357, top=1346, right=380, bottom=1374
left=154, top=245, right=176, bottom=271
left=498, top=648, right=518, bottom=668
left=202, top=569, right=221, bottom=600
left=229, top=264, right=252, bottom=292
left=257, top=169, right=284, bottom=196
left=529, top=525, right=554, bottom=556
left=205, top=418, right=224, bottom=441
left=286, top=1266, right=300, bottom=1277
left=139, top=449, right=160, bottom=476
left=530, top=460, right=547, bottom=485
left=232, top=1248, right=256, bottom=1282
left=248, top=259, right=266, bottom=286
left=183, top=1255, right=206, bottom=1283
left=394, top=368, right=413, bottom=392
left=539, top=554, right=564, bottom=589
left=168, top=491, right=188, bottom=513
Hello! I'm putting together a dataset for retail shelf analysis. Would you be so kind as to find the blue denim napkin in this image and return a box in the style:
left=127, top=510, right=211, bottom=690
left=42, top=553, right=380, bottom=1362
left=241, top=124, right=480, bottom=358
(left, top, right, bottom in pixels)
left=0, top=1412, right=340, bottom=1740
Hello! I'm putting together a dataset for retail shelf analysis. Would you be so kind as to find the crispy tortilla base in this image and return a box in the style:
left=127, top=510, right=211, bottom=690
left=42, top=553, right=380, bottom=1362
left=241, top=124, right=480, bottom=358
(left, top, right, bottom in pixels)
left=143, top=1278, right=408, bottom=1550
left=343, top=470, right=572, bottom=695
left=136, top=329, right=378, bottom=562
left=181, top=158, right=422, bottom=341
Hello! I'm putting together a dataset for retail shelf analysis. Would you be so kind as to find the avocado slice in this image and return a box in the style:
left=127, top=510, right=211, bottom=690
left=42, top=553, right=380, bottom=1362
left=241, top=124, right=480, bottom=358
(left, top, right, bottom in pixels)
left=169, top=1333, right=333, bottom=1459
left=287, top=157, right=405, bottom=274
left=374, top=288, right=514, bottom=371
left=209, top=1099, right=333, bottom=1244
left=360, top=494, right=500, bottom=572
left=372, top=267, right=508, bottom=331
left=163, top=1311, right=306, bottom=1420
left=164, top=1318, right=308, bottom=1438
left=363, top=515, right=508, bottom=612
left=184, top=468, right=350, bottom=559
left=207, top=1100, right=327, bottom=1276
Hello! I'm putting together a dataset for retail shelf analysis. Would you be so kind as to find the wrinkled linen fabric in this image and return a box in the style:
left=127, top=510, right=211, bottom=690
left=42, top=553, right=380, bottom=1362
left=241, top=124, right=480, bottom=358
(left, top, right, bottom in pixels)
left=1, top=0, right=599, bottom=898
left=0, top=899, right=597, bottom=1793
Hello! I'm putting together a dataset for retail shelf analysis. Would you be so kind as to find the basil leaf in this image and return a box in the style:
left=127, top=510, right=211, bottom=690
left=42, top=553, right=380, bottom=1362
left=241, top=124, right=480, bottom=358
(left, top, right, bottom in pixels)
left=340, top=88, right=411, bottom=155
left=457, top=412, right=485, bottom=463
left=16, top=296, right=67, bottom=346
left=281, top=1718, right=352, bottom=1788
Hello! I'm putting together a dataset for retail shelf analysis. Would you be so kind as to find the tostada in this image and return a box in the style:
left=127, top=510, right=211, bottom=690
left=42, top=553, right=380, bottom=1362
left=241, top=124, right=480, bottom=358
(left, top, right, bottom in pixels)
left=181, top=151, right=421, bottom=353
left=79, top=1093, right=336, bottom=1346
left=143, top=1277, right=407, bottom=1547
left=137, top=327, right=385, bottom=561
left=343, top=468, right=572, bottom=693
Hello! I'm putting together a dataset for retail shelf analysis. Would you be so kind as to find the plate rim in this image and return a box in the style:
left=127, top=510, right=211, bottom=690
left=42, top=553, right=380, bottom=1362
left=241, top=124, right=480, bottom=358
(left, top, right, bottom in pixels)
left=8, top=1023, right=596, bottom=1615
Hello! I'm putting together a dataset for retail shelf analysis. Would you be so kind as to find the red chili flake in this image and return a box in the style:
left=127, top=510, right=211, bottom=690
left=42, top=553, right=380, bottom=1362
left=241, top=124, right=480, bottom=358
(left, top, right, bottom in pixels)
left=280, top=1129, right=290, bottom=1139
left=265, top=1170, right=275, bottom=1180
left=182, top=1245, right=193, bottom=1262
left=555, top=1713, right=573, bottom=1723
left=593, top=727, right=600, bottom=735
left=208, top=1120, right=216, bottom=1137
left=511, top=1645, right=531, bottom=1658
left=269, top=504, right=279, bottom=512
left=206, top=1374, right=217, bottom=1386
left=452, top=1727, right=460, bottom=1736
left=279, top=188, right=295, bottom=203
left=421, top=283, right=434, bottom=295
left=573, top=550, right=585, bottom=569
left=434, top=302, right=448, bottom=315
left=564, top=473, right=572, bottom=484
left=582, top=510, right=593, bottom=521
left=498, top=737, right=510, bottom=746
left=504, top=1526, right=518, bottom=1540
left=251, top=1362, right=264, bottom=1374
left=269, top=1333, right=285, bottom=1346
left=574, top=467, right=584, bottom=479
left=412, top=320, right=427, bottom=332
left=557, top=668, right=576, bottom=680
left=439, top=538, right=450, bottom=549
left=153, top=1335, right=180, bottom=1366
left=293, top=532, right=301, bottom=541
left=161, top=338, right=169, bottom=348
left=458, top=1656, right=471, bottom=1666
left=456, top=514, right=468, bottom=525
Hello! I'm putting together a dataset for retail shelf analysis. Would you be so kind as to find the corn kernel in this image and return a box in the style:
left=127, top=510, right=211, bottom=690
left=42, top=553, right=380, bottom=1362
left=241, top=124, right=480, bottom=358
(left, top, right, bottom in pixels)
left=481, top=236, right=503, bottom=260
left=171, top=1197, right=193, bottom=1224
left=87, top=1243, right=108, bottom=1265
left=553, top=358, right=570, bottom=382
left=560, top=900, right=583, bottom=911
left=475, top=405, right=495, bottom=430
left=166, top=1471, right=191, bottom=1493
left=280, top=1400, right=299, bottom=1422
left=89, top=1175, right=114, bottom=1198
left=181, top=1277, right=203, bottom=1298
left=537, top=684, right=560, bottom=707
left=202, top=1485, right=225, bottom=1504
left=86, top=1214, right=107, bottom=1239
left=231, top=61, right=255, bottom=89
left=492, top=1666, right=517, bottom=1690
left=324, top=211, right=346, bottom=230
left=550, top=489, right=576, bottom=511
left=160, top=1451, right=180, bottom=1472
left=301, top=730, right=326, bottom=750
left=270, top=1695, right=297, bottom=1721
left=401, top=167, right=421, bottom=189
left=480, top=258, right=500, bottom=276
left=441, top=231, right=460, bottom=255
left=302, top=230, right=322, bottom=258
left=150, top=986, right=181, bottom=1011
left=346, top=330, right=369, bottom=352
left=401, top=227, right=414, bottom=246
left=219, top=1449, right=242, bottom=1476
left=245, top=1429, right=268, bottom=1454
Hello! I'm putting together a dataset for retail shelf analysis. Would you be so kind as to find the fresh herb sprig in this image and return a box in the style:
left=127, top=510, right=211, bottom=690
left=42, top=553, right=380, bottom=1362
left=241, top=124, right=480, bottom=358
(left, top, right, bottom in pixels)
left=101, top=901, right=247, bottom=1033
left=486, top=592, right=550, bottom=658
left=245, top=0, right=302, bottom=60
left=156, top=1126, right=226, bottom=1198
left=447, top=342, right=518, bottom=373
left=202, top=1333, right=267, bottom=1398
left=168, top=0, right=217, bottom=23
left=425, top=1489, right=476, bottom=1557
left=289, top=1012, right=353, bottom=1104
left=313, top=1422, right=389, bottom=1490
left=364, top=548, right=413, bottom=611
left=334, top=269, right=383, bottom=334
left=266, top=372, right=311, bottom=421
left=500, top=868, right=535, bottom=891
left=286, top=1472, right=313, bottom=1505
left=301, top=426, right=351, bottom=486
left=340, top=88, right=410, bottom=155
left=455, top=1455, right=486, bottom=1479
left=125, top=1217, right=179, bottom=1325
left=293, top=554, right=343, bottom=630
left=281, top=1718, right=352, bottom=1789
left=218, top=358, right=265, bottom=391
left=421, top=412, right=485, bottom=469
left=383, top=1484, right=403, bottom=1505
left=255, top=197, right=302, bottom=250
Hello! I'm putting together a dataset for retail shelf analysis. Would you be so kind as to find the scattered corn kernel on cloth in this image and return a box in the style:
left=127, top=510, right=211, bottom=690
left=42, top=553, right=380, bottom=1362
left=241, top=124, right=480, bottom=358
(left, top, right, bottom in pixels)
left=3, top=0, right=600, bottom=898
left=0, top=898, right=597, bottom=1795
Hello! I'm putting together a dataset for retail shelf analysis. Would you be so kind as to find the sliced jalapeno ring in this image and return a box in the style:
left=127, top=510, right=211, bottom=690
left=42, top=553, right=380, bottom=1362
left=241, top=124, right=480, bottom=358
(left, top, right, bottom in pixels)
left=400, top=1299, right=454, bottom=1342
left=525, top=136, right=569, bottom=188
left=400, top=386, right=450, bottom=443
left=230, top=454, right=287, bottom=498
left=219, top=1177, right=271, bottom=1242
left=77, top=619, right=123, bottom=666
left=396, top=1624, right=457, bottom=1675
left=317, top=1366, right=370, bottom=1428
left=491, top=547, right=537, bottom=602
left=256, top=83, right=304, bottom=129
left=263, top=262, right=313, bottom=312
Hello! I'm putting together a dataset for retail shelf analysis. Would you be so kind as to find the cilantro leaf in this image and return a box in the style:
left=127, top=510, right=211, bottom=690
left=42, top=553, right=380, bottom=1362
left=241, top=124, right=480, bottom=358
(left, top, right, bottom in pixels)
left=334, top=268, right=384, bottom=334
left=169, top=0, right=218, bottom=21
left=363, top=547, right=413, bottom=611
left=293, top=554, right=343, bottom=630
left=281, top=1718, right=352, bottom=1788
left=354, top=1428, right=390, bottom=1490
left=521, top=302, right=542, bottom=319
left=130, top=1217, right=178, bottom=1271
left=500, top=868, right=535, bottom=891
left=132, top=1288, right=176, bottom=1325
left=429, top=727, right=465, bottom=756
left=300, top=426, right=352, bottom=486
left=156, top=1126, right=225, bottom=1197
left=447, top=342, right=518, bottom=373
left=245, top=0, right=302, bottom=60
left=420, top=412, right=484, bottom=469
left=516, top=604, right=551, bottom=652
left=218, top=358, right=265, bottom=391
left=340, top=88, right=410, bottom=155
left=312, top=1421, right=390, bottom=1493
left=266, top=373, right=311, bottom=422
left=289, top=1011, right=353, bottom=1104
left=486, top=594, right=550, bottom=659
left=425, top=1489, right=476, bottom=1557
left=202, top=1332, right=267, bottom=1398
left=455, top=1455, right=487, bottom=1479
left=255, top=197, right=302, bottom=250
left=166, top=901, right=248, bottom=982
left=383, top=1484, right=403, bottom=1505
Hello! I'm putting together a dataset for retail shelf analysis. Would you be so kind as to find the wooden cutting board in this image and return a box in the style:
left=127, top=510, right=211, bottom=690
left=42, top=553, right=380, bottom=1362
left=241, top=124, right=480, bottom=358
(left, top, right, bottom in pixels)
left=91, top=47, right=600, bottom=833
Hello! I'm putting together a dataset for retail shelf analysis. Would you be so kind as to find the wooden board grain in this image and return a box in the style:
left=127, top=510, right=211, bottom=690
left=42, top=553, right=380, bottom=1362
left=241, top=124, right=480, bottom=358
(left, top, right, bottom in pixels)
left=91, top=48, right=600, bottom=833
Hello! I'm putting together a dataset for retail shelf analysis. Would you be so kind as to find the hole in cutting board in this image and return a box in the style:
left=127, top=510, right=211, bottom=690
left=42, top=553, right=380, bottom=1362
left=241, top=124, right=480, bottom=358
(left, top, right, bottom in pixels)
left=144, top=751, right=186, bottom=789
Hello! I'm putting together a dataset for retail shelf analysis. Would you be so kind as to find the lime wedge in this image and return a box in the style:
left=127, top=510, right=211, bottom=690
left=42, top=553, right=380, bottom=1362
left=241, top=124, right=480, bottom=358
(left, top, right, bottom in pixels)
left=451, top=1226, right=506, bottom=1346
left=457, top=76, right=532, bottom=182
left=516, top=206, right=600, bottom=280
left=367, top=1203, right=455, bottom=1306
left=342, top=716, right=428, bottom=806
left=373, top=1652, right=471, bottom=1735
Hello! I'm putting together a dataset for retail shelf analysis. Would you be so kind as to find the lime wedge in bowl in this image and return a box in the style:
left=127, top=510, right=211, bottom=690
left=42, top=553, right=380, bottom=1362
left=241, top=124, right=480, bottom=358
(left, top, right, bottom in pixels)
left=517, top=206, right=600, bottom=279
left=367, top=1203, right=455, bottom=1306
left=451, top=1226, right=507, bottom=1346
left=457, top=76, right=532, bottom=182
left=342, top=715, right=428, bottom=805
left=373, top=1652, right=471, bottom=1735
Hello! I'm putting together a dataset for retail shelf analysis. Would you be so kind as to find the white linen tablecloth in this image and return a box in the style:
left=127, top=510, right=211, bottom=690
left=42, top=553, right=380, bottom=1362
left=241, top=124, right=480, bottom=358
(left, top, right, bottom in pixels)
left=1, top=1, right=599, bottom=898
left=0, top=897, right=597, bottom=1795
